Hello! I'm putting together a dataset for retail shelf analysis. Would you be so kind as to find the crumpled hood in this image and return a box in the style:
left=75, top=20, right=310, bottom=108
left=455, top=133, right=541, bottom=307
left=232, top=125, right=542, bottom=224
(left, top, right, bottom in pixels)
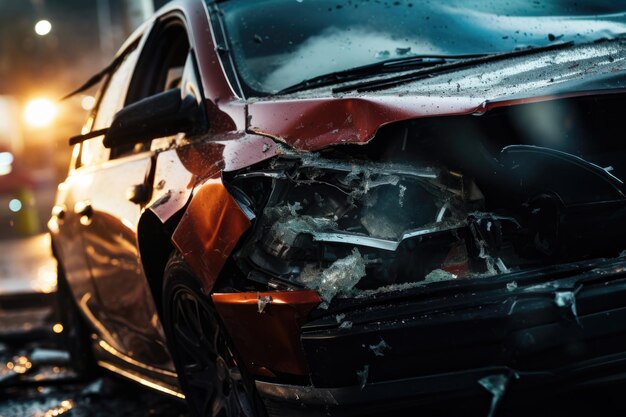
left=247, top=39, right=626, bottom=151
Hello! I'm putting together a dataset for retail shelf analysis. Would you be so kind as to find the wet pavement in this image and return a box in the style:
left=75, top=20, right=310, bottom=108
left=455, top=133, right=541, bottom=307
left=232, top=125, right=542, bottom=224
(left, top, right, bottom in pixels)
left=0, top=373, right=188, bottom=417
left=0, top=234, right=185, bottom=417
left=0, top=302, right=188, bottom=417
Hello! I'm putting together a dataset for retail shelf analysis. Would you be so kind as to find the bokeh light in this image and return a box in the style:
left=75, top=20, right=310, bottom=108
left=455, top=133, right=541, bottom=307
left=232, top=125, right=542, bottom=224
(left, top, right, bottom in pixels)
left=81, top=95, right=96, bottom=111
left=8, top=199, right=22, bottom=212
left=23, top=98, right=58, bottom=128
left=34, top=19, right=52, bottom=36
left=0, top=152, right=13, bottom=176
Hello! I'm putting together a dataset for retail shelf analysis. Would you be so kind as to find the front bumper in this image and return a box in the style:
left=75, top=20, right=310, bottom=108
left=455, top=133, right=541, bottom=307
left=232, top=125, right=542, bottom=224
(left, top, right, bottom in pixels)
left=257, top=352, right=626, bottom=416
left=257, top=257, right=626, bottom=416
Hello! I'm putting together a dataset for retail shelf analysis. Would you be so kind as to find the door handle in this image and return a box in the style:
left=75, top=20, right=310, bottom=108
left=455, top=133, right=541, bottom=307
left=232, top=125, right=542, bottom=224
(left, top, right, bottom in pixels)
left=74, top=201, right=93, bottom=225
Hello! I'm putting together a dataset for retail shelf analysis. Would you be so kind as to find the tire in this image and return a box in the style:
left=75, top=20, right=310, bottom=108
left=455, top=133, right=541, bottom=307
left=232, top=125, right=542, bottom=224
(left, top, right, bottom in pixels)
left=162, top=252, right=264, bottom=417
left=55, top=264, right=97, bottom=379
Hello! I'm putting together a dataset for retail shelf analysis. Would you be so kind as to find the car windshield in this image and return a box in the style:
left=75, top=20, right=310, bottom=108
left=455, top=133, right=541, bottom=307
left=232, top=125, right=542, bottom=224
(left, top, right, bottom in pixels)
left=214, top=0, right=626, bottom=95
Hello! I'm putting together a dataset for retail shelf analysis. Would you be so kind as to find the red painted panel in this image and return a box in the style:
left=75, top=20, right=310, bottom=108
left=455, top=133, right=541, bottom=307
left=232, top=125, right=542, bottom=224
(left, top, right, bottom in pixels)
left=212, top=291, right=322, bottom=376
left=171, top=179, right=251, bottom=293
left=147, top=133, right=281, bottom=224
left=247, top=96, right=485, bottom=151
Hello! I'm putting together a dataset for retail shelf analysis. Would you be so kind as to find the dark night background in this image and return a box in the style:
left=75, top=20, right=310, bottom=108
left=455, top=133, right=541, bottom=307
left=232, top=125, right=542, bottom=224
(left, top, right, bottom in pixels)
left=0, top=0, right=170, bottom=98
left=0, top=0, right=169, bottom=179
left=0, top=0, right=169, bottom=232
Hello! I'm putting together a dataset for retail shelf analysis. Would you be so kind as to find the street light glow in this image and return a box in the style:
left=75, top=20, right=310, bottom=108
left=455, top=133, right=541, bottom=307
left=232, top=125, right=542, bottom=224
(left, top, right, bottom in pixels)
left=0, top=152, right=13, bottom=176
left=24, top=98, right=58, bottom=128
left=34, top=19, right=52, bottom=36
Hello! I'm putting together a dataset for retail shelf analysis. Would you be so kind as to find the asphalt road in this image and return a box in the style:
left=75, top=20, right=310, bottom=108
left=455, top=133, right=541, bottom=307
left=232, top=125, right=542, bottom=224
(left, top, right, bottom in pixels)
left=0, top=234, right=187, bottom=417
left=0, top=298, right=189, bottom=417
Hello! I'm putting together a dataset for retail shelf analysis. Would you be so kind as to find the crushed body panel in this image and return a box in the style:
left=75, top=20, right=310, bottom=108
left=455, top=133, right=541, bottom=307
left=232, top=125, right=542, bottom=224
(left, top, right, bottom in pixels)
left=248, top=39, right=626, bottom=151
left=212, top=290, right=321, bottom=376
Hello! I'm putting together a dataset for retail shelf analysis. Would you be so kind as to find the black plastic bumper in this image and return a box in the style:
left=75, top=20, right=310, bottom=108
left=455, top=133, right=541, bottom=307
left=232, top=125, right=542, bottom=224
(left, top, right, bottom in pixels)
left=259, top=258, right=626, bottom=416
left=257, top=351, right=626, bottom=416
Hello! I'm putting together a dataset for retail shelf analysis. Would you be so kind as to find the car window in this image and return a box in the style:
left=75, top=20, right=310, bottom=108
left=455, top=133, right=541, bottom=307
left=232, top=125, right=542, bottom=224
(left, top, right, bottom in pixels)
left=79, top=46, right=140, bottom=167
left=79, top=126, right=107, bottom=167
left=150, top=52, right=203, bottom=152
left=109, top=20, right=190, bottom=159
left=216, top=0, right=626, bottom=95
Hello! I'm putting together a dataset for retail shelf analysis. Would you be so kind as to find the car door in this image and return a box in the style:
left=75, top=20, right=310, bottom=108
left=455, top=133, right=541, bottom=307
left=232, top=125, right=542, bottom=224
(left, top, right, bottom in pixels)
left=77, top=17, right=197, bottom=370
left=54, top=40, right=143, bottom=358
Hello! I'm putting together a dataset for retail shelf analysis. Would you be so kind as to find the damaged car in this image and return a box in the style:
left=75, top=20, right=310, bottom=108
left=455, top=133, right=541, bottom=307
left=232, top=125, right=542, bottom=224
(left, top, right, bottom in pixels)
left=50, top=0, right=626, bottom=415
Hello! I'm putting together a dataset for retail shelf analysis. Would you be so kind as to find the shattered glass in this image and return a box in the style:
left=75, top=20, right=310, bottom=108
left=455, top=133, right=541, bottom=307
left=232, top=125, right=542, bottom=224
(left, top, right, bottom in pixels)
left=424, top=269, right=457, bottom=283
left=356, top=365, right=369, bottom=390
left=478, top=374, right=510, bottom=417
left=232, top=98, right=626, bottom=307
left=368, top=338, right=392, bottom=357
left=360, top=211, right=404, bottom=240
left=554, top=290, right=581, bottom=324
left=298, top=249, right=367, bottom=306
left=234, top=151, right=478, bottom=302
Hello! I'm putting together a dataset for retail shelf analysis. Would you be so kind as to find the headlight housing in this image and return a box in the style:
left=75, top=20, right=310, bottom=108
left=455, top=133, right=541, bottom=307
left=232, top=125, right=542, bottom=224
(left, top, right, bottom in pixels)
left=226, top=151, right=491, bottom=305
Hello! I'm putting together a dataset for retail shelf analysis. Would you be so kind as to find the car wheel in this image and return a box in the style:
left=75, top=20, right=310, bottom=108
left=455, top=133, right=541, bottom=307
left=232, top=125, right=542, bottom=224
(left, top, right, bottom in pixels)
left=162, top=252, right=262, bottom=417
left=55, top=264, right=97, bottom=379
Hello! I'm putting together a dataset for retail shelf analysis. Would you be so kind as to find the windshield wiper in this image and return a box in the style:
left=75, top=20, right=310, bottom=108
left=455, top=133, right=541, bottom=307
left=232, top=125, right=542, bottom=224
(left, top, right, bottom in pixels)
left=333, top=41, right=574, bottom=94
left=274, top=53, right=489, bottom=95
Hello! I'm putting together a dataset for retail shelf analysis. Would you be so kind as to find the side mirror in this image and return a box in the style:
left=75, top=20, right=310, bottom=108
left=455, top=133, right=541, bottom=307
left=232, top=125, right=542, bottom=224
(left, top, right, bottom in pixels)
left=102, top=88, right=204, bottom=149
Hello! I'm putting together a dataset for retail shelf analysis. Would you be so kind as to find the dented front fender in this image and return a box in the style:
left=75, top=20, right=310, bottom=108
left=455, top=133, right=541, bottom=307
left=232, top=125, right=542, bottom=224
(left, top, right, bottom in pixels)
left=143, top=132, right=283, bottom=293
left=171, top=178, right=251, bottom=293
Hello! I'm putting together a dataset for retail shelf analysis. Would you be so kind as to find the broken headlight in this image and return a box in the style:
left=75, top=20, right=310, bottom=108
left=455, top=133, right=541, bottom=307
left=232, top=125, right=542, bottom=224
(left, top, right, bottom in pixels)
left=228, top=153, right=493, bottom=305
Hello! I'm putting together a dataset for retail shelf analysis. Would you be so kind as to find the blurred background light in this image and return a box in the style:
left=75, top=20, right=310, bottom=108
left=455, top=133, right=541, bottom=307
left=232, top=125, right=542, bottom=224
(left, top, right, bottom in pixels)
left=80, top=95, right=96, bottom=111
left=9, top=199, right=22, bottom=213
left=23, top=98, right=58, bottom=128
left=34, top=263, right=58, bottom=294
left=0, top=151, right=13, bottom=176
left=34, top=19, right=52, bottom=36
left=0, top=152, right=14, bottom=166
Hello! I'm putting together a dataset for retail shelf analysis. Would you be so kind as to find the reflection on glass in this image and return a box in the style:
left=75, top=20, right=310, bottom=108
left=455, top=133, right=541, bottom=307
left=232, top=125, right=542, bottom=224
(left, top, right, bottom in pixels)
left=218, top=0, right=626, bottom=94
